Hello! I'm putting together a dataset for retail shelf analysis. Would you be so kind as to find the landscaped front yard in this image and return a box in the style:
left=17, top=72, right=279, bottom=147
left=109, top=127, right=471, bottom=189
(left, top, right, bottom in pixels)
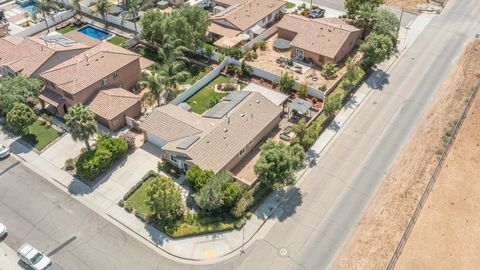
left=21, top=120, right=61, bottom=150
left=186, top=75, right=246, bottom=114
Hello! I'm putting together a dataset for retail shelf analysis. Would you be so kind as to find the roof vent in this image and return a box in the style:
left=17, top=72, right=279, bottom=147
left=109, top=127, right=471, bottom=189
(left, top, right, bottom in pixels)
left=241, top=113, right=245, bottom=117
left=256, top=100, right=260, bottom=104
left=224, top=128, right=228, bottom=133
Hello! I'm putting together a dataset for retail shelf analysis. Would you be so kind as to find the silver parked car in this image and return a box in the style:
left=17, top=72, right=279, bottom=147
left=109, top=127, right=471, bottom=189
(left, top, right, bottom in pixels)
left=0, top=143, right=10, bottom=158
left=0, top=222, right=6, bottom=238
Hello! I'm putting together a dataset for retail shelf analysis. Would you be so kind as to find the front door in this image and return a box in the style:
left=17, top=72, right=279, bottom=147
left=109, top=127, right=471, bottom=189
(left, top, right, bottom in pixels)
left=295, top=48, right=304, bottom=59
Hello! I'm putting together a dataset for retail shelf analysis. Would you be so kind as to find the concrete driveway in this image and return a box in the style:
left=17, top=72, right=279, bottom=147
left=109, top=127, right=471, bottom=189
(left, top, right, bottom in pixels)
left=40, top=134, right=85, bottom=169
left=94, top=142, right=162, bottom=203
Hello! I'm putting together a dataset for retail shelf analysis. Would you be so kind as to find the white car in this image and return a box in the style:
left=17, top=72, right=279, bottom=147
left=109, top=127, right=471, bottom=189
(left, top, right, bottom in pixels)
left=17, top=244, right=52, bottom=270
left=0, top=223, right=6, bottom=238
left=0, top=143, right=9, bottom=158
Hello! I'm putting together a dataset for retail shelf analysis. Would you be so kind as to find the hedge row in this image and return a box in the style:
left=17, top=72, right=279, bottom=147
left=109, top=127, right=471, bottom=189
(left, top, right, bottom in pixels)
left=76, top=137, right=128, bottom=181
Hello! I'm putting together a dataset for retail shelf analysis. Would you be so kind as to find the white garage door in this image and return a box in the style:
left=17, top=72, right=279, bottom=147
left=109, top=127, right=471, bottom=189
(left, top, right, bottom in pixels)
left=145, top=132, right=167, bottom=148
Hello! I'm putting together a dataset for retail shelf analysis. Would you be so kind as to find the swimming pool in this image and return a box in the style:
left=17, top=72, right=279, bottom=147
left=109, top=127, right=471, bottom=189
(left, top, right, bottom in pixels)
left=14, top=0, right=37, bottom=14
left=77, top=25, right=111, bottom=40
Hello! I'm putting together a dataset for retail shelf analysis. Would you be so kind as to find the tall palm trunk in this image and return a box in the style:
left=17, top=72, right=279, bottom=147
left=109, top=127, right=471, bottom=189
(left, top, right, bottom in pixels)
left=85, top=139, right=91, bottom=151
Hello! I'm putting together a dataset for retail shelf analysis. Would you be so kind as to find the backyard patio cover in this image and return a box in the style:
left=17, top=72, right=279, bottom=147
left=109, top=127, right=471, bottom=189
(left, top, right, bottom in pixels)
left=213, top=34, right=249, bottom=48
left=251, top=24, right=266, bottom=35
left=242, top=83, right=288, bottom=106
left=290, top=98, right=312, bottom=114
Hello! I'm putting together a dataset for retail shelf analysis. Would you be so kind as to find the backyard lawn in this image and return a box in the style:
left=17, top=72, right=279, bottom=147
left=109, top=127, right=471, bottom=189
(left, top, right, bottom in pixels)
left=56, top=24, right=77, bottom=34
left=22, top=120, right=61, bottom=150
left=285, top=2, right=296, bottom=9
left=186, top=75, right=246, bottom=114
left=108, top=35, right=128, bottom=46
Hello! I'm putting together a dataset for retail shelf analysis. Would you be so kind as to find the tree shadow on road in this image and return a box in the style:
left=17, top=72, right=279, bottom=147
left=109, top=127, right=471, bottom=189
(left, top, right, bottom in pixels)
left=365, top=69, right=390, bottom=90
left=254, top=187, right=303, bottom=223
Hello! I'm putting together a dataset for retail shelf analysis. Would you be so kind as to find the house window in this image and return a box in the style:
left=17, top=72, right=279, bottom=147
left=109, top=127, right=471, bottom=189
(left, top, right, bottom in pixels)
left=262, top=17, right=266, bottom=23
left=268, top=14, right=272, bottom=21
left=239, top=148, right=245, bottom=157
left=102, top=78, right=108, bottom=86
left=113, top=71, right=118, bottom=78
left=295, top=48, right=305, bottom=59
left=249, top=140, right=254, bottom=147
left=170, top=154, right=178, bottom=163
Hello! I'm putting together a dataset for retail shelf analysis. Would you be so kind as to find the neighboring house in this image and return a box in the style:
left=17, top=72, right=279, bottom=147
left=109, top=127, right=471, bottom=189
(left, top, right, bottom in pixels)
left=38, top=41, right=143, bottom=130
left=276, top=14, right=362, bottom=65
left=0, top=34, right=95, bottom=77
left=141, top=91, right=282, bottom=176
left=208, top=0, right=286, bottom=47
left=185, top=0, right=212, bottom=7
left=88, top=88, right=141, bottom=131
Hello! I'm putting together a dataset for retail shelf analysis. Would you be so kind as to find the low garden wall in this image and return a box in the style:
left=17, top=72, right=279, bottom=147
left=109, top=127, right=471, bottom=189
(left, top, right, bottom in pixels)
left=242, top=26, right=278, bottom=50
left=16, top=9, right=75, bottom=37
left=172, top=56, right=325, bottom=105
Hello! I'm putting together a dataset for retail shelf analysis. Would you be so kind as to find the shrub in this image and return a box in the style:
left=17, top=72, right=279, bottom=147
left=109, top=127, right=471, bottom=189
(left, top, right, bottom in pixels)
left=226, top=63, right=237, bottom=75
left=97, top=137, right=128, bottom=161
left=118, top=132, right=136, bottom=150
left=186, top=165, right=214, bottom=192
left=234, top=218, right=246, bottom=230
left=258, top=40, right=267, bottom=51
left=318, top=85, right=327, bottom=91
left=65, top=158, right=76, bottom=170
left=244, top=50, right=258, bottom=61
left=75, top=136, right=128, bottom=181
left=158, top=161, right=181, bottom=177
left=231, top=191, right=253, bottom=218
left=118, top=200, right=124, bottom=207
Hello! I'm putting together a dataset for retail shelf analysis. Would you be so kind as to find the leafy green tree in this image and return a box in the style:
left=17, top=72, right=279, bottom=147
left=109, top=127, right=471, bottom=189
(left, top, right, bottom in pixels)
left=222, top=181, right=243, bottom=209
left=321, top=62, right=339, bottom=79
left=194, top=170, right=232, bottom=213
left=323, top=92, right=343, bottom=118
left=275, top=72, right=296, bottom=94
left=157, top=36, right=189, bottom=65
left=93, top=0, right=112, bottom=28
left=186, top=165, right=214, bottom=192
left=6, top=103, right=36, bottom=135
left=254, top=140, right=305, bottom=188
left=220, top=47, right=244, bottom=60
left=140, top=5, right=210, bottom=51
left=297, top=83, right=308, bottom=98
left=342, top=57, right=364, bottom=91
left=137, top=70, right=164, bottom=106
left=231, top=190, right=253, bottom=218
left=372, top=9, right=400, bottom=44
left=64, top=104, right=97, bottom=151
left=0, top=76, right=41, bottom=116
left=291, top=118, right=320, bottom=149
left=345, top=0, right=383, bottom=18
left=359, top=32, right=394, bottom=69
left=146, top=176, right=184, bottom=222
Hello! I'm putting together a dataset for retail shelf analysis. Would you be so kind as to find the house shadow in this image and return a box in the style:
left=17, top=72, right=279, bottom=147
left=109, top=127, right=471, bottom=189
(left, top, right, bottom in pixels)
left=344, top=95, right=360, bottom=110
left=327, top=120, right=341, bottom=132
left=305, top=149, right=319, bottom=168
left=255, top=187, right=303, bottom=223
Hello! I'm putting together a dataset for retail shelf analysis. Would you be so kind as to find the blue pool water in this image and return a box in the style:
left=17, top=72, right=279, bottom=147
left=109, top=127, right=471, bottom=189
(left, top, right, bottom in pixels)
left=14, top=0, right=37, bottom=14
left=77, top=25, right=111, bottom=40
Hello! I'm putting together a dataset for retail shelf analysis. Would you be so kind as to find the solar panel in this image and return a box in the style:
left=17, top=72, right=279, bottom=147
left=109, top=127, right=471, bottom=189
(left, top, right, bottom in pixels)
left=202, top=91, right=250, bottom=119
left=40, top=35, right=77, bottom=47
left=176, top=135, right=200, bottom=150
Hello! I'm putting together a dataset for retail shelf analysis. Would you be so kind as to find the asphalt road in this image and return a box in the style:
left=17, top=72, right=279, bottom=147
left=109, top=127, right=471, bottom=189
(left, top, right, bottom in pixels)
left=211, top=0, right=480, bottom=269
left=0, top=157, right=194, bottom=270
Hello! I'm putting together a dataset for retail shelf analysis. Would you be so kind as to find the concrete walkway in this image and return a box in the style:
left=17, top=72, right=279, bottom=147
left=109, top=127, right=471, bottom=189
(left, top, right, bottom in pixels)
left=0, top=242, right=22, bottom=270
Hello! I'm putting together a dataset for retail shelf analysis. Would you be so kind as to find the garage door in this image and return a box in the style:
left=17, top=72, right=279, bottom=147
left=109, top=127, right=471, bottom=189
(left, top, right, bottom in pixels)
left=145, top=132, right=167, bottom=148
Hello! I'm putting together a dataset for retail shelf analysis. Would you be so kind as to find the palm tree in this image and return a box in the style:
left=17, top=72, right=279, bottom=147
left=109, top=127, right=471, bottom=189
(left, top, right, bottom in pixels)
left=137, top=70, right=164, bottom=106
left=94, top=0, right=112, bottom=28
left=354, top=3, right=378, bottom=38
left=126, top=0, right=141, bottom=33
left=70, top=0, right=82, bottom=19
left=36, top=0, right=56, bottom=31
left=64, top=104, right=98, bottom=151
left=157, top=36, right=190, bottom=65
left=157, top=62, right=190, bottom=101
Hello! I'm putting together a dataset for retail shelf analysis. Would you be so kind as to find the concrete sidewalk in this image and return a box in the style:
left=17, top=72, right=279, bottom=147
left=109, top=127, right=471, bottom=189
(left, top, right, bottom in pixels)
left=0, top=242, right=22, bottom=270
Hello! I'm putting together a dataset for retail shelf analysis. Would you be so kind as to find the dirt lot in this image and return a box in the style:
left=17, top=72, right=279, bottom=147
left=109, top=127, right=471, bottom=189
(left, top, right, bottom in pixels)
left=332, top=39, right=480, bottom=270
left=384, top=0, right=447, bottom=12
left=395, top=67, right=480, bottom=270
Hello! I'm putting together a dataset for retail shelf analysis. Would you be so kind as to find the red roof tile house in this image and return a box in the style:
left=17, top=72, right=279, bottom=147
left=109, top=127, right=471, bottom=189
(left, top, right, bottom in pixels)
left=276, top=14, right=362, bottom=65
left=38, top=42, right=142, bottom=131
left=0, top=35, right=95, bottom=77
left=208, top=0, right=286, bottom=47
